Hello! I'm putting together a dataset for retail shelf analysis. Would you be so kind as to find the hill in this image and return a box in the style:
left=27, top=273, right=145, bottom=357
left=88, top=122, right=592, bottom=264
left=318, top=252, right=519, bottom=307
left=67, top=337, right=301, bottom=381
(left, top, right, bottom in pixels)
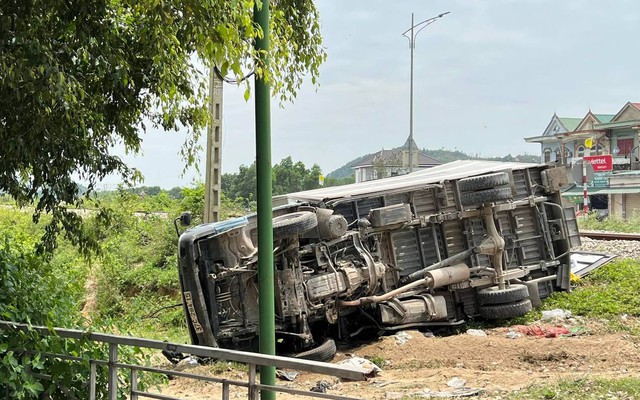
left=327, top=148, right=540, bottom=179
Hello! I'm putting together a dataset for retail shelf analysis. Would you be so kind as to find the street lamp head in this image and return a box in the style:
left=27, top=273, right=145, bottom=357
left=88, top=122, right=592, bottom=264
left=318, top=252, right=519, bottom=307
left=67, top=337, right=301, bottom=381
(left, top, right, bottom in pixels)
left=401, top=11, right=451, bottom=39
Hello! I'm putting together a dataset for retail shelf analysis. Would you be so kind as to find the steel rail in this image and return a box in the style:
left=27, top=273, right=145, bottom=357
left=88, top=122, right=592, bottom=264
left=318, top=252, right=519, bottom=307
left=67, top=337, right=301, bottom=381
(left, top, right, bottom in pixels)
left=579, top=231, right=640, bottom=241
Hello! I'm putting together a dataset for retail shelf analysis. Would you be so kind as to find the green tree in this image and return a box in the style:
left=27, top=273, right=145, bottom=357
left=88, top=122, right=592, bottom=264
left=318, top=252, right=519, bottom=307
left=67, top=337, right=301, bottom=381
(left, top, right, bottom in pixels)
left=222, top=157, right=323, bottom=203
left=0, top=0, right=326, bottom=253
left=324, top=175, right=355, bottom=187
left=304, top=163, right=323, bottom=190
left=273, top=156, right=303, bottom=194
left=167, top=186, right=184, bottom=200
left=234, top=163, right=258, bottom=205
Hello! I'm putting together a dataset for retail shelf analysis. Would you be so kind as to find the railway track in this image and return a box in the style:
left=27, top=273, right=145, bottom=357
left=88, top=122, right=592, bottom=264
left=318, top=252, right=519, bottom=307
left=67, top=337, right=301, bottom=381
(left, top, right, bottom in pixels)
left=580, top=231, right=640, bottom=241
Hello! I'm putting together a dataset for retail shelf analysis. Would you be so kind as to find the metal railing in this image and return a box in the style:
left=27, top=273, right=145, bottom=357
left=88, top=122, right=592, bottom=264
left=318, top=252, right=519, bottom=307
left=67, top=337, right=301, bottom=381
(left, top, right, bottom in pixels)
left=0, top=321, right=367, bottom=400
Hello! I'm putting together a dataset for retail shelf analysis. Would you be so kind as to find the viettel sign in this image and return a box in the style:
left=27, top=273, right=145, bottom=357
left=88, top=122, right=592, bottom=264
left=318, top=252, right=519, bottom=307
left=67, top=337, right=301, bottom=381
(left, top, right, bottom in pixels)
left=584, top=154, right=613, bottom=171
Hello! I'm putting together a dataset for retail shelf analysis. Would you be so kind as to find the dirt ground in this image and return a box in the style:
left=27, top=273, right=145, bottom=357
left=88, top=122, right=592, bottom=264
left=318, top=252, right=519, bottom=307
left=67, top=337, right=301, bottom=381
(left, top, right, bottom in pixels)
left=152, top=319, right=640, bottom=399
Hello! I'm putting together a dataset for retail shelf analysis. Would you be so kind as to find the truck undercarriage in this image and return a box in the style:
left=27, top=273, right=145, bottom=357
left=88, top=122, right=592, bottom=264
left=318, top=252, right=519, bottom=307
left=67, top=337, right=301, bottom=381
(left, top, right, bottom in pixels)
left=178, top=161, right=579, bottom=360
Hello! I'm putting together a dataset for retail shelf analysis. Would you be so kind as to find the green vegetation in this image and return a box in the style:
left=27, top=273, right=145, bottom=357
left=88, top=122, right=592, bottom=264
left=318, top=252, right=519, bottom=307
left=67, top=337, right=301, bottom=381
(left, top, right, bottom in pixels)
left=366, top=355, right=387, bottom=369
left=1, top=0, right=325, bottom=253
left=406, top=378, right=640, bottom=399
left=500, top=377, right=640, bottom=400
left=579, top=213, right=640, bottom=233
left=0, top=208, right=164, bottom=398
left=0, top=183, right=247, bottom=397
left=544, top=259, right=640, bottom=317
left=222, top=156, right=331, bottom=207
left=500, top=259, right=640, bottom=336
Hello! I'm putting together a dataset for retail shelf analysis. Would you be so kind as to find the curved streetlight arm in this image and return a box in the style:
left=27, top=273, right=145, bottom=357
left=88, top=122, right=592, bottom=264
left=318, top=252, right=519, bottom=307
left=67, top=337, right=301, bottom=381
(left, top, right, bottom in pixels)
left=402, top=11, right=451, bottom=43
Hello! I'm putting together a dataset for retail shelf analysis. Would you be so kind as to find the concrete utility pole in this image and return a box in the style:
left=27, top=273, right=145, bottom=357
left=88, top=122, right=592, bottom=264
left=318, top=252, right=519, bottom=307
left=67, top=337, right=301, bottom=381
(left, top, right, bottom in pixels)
left=402, top=11, right=450, bottom=173
left=204, top=67, right=223, bottom=224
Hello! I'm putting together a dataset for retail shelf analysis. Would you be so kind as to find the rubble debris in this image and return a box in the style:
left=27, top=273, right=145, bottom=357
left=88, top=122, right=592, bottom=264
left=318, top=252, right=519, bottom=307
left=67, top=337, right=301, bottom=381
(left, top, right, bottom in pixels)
left=541, top=309, right=572, bottom=322
left=394, top=331, right=413, bottom=345
left=310, top=380, right=333, bottom=393
left=505, top=331, right=521, bottom=339
left=446, top=377, right=466, bottom=389
left=466, top=329, right=487, bottom=337
left=404, top=388, right=484, bottom=398
left=336, top=357, right=382, bottom=377
left=512, top=325, right=571, bottom=338
left=275, top=370, right=299, bottom=381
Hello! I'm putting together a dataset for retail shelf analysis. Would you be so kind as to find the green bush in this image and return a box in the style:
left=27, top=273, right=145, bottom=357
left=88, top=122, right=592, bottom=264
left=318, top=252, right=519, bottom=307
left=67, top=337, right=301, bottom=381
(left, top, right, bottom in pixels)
left=579, top=213, right=640, bottom=233
left=543, top=259, right=640, bottom=317
left=0, top=238, right=161, bottom=399
left=0, top=185, right=253, bottom=396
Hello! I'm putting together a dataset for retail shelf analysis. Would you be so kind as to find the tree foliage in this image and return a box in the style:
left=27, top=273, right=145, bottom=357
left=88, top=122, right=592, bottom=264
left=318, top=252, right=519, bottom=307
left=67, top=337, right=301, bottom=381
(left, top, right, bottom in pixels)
left=0, top=0, right=326, bottom=253
left=222, top=156, right=323, bottom=205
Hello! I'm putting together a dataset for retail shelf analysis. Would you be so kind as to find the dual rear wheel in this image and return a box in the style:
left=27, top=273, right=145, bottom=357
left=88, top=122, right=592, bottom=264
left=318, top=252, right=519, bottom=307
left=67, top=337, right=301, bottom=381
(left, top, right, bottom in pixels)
left=477, top=284, right=532, bottom=319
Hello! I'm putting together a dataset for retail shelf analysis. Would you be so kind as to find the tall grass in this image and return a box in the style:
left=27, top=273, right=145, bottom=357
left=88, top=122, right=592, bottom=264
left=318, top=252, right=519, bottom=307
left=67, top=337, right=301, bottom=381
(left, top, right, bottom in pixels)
left=579, top=213, right=640, bottom=233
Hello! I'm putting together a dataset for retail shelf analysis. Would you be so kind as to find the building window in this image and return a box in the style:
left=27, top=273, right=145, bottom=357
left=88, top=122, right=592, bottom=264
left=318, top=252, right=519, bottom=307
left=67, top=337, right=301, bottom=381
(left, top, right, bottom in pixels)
left=617, top=138, right=634, bottom=156
left=577, top=144, right=605, bottom=157
left=543, top=148, right=551, bottom=163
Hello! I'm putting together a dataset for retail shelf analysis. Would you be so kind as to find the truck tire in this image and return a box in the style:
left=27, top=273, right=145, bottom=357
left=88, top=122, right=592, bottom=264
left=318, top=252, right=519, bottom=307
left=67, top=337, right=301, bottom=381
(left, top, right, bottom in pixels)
left=479, top=299, right=532, bottom=320
left=458, top=172, right=510, bottom=192
left=293, top=338, right=337, bottom=362
left=477, top=284, right=529, bottom=305
left=460, top=187, right=512, bottom=207
left=273, top=211, right=318, bottom=240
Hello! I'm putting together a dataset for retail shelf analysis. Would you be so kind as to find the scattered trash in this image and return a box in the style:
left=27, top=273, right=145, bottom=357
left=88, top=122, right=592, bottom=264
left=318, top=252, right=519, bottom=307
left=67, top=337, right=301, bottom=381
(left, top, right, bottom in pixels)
left=394, top=331, right=413, bottom=345
left=186, top=356, right=199, bottom=366
left=174, top=355, right=199, bottom=367
left=337, top=357, right=382, bottom=377
left=505, top=331, right=521, bottom=339
left=622, top=314, right=629, bottom=322
left=406, top=388, right=484, bottom=398
left=569, top=326, right=585, bottom=335
left=541, top=309, right=572, bottom=321
left=371, top=380, right=397, bottom=388
left=466, top=329, right=487, bottom=337
left=446, top=377, right=466, bottom=389
left=310, top=380, right=333, bottom=393
left=512, top=325, right=570, bottom=338
left=422, top=330, right=435, bottom=338
left=275, top=369, right=299, bottom=381
left=161, top=348, right=187, bottom=364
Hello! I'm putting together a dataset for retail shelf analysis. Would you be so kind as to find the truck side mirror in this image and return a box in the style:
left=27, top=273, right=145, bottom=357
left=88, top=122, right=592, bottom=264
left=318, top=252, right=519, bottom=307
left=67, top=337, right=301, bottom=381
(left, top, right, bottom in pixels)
left=180, top=212, right=192, bottom=226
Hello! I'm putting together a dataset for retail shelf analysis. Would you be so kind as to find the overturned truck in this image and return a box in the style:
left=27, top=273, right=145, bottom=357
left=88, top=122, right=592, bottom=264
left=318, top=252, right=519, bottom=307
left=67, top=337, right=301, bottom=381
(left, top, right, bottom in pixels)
left=178, top=160, right=580, bottom=359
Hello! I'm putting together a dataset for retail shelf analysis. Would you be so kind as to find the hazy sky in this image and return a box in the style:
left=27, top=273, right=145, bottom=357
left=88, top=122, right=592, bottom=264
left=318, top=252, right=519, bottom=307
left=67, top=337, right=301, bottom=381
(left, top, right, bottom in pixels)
left=106, top=0, right=640, bottom=189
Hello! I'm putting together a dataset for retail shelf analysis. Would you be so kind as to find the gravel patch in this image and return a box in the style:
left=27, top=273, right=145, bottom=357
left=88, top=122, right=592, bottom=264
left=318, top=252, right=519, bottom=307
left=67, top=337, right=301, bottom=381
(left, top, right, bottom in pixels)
left=576, top=237, right=640, bottom=260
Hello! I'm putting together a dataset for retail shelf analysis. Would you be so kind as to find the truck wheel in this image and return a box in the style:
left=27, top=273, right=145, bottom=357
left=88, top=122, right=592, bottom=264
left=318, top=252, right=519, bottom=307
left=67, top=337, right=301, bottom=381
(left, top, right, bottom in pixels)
left=460, top=187, right=512, bottom=207
left=479, top=299, right=532, bottom=320
left=293, top=338, right=337, bottom=362
left=458, top=172, right=510, bottom=192
left=273, top=211, right=318, bottom=240
left=477, top=284, right=529, bottom=305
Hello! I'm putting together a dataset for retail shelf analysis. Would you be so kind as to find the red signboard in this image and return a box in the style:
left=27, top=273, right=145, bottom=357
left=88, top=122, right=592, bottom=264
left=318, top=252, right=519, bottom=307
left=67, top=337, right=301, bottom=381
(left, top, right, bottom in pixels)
left=584, top=154, right=613, bottom=172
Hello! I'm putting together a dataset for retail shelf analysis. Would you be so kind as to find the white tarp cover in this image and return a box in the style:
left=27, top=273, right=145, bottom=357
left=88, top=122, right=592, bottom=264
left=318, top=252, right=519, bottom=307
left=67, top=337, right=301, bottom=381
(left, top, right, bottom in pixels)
left=286, top=160, right=539, bottom=203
